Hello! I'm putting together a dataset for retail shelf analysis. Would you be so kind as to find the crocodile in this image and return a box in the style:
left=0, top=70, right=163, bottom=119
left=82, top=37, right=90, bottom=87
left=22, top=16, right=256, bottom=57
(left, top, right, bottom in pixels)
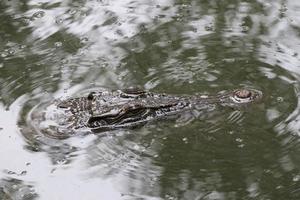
left=27, top=88, right=262, bottom=139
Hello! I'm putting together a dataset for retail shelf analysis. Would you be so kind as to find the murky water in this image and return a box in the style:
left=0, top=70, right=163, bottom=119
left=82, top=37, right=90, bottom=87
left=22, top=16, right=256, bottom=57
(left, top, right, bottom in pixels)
left=1, top=0, right=300, bottom=199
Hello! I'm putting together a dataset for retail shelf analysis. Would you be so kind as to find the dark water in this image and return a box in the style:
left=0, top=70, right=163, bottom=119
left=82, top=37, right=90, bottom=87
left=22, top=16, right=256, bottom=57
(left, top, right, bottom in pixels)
left=0, top=0, right=300, bottom=199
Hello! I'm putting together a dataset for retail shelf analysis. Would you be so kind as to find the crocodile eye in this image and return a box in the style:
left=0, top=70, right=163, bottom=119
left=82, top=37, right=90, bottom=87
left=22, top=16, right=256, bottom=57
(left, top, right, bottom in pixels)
left=225, top=88, right=263, bottom=106
left=234, top=89, right=252, bottom=99
left=230, top=89, right=261, bottom=103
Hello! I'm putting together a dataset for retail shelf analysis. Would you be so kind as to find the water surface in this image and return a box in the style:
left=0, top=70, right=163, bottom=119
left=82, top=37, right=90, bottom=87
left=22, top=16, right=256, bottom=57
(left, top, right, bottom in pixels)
left=0, top=0, right=300, bottom=199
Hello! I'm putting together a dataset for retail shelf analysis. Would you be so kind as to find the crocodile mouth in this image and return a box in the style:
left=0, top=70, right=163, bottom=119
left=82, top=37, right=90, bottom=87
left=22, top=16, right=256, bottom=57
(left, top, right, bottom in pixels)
left=86, top=103, right=188, bottom=131
left=86, top=108, right=164, bottom=132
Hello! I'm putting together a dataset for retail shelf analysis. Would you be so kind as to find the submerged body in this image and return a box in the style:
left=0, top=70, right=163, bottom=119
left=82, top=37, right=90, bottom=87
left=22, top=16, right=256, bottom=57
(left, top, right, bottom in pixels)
left=28, top=88, right=262, bottom=139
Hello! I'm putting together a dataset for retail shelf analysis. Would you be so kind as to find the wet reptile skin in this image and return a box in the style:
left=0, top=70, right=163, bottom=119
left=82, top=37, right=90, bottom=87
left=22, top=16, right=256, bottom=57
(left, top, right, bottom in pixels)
left=26, top=88, right=262, bottom=139
left=55, top=88, right=263, bottom=133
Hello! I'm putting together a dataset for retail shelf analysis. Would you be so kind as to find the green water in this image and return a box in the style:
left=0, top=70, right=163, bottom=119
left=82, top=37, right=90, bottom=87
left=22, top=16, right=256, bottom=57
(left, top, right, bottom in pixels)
left=0, top=0, right=300, bottom=199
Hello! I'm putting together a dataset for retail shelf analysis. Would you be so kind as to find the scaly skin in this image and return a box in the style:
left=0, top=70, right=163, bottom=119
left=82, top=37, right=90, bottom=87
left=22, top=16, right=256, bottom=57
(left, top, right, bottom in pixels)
left=26, top=88, right=262, bottom=140
left=55, top=88, right=262, bottom=133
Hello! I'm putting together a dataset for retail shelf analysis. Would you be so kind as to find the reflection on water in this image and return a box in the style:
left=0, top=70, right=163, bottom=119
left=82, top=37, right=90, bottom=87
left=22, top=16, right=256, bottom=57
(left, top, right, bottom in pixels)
left=1, top=0, right=300, bottom=199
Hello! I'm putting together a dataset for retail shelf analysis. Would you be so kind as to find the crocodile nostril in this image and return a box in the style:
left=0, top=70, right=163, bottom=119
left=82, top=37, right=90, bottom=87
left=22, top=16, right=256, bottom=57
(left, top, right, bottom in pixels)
left=235, top=89, right=252, bottom=99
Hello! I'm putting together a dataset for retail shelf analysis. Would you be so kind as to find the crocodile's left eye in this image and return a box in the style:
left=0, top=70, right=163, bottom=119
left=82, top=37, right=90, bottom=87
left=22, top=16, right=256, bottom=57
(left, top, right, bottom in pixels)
left=231, top=89, right=261, bottom=103
left=235, top=89, right=252, bottom=99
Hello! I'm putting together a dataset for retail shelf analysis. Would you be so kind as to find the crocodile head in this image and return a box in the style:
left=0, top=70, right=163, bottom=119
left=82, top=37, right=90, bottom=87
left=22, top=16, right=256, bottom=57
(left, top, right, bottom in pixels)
left=54, top=88, right=263, bottom=133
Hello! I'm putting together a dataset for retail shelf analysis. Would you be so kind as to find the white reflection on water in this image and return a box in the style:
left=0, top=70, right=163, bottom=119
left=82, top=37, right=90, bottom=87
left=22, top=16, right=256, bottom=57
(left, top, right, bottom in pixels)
left=0, top=86, right=165, bottom=199
left=0, top=96, right=33, bottom=176
left=0, top=95, right=125, bottom=199
left=256, top=1, right=300, bottom=137
left=23, top=0, right=177, bottom=68
left=279, top=87, right=300, bottom=136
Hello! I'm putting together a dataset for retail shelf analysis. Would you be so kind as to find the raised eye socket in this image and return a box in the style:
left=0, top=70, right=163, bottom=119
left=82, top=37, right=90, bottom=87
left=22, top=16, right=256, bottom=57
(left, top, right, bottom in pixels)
left=87, top=92, right=96, bottom=101
left=229, top=88, right=263, bottom=104
left=234, top=89, right=252, bottom=99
